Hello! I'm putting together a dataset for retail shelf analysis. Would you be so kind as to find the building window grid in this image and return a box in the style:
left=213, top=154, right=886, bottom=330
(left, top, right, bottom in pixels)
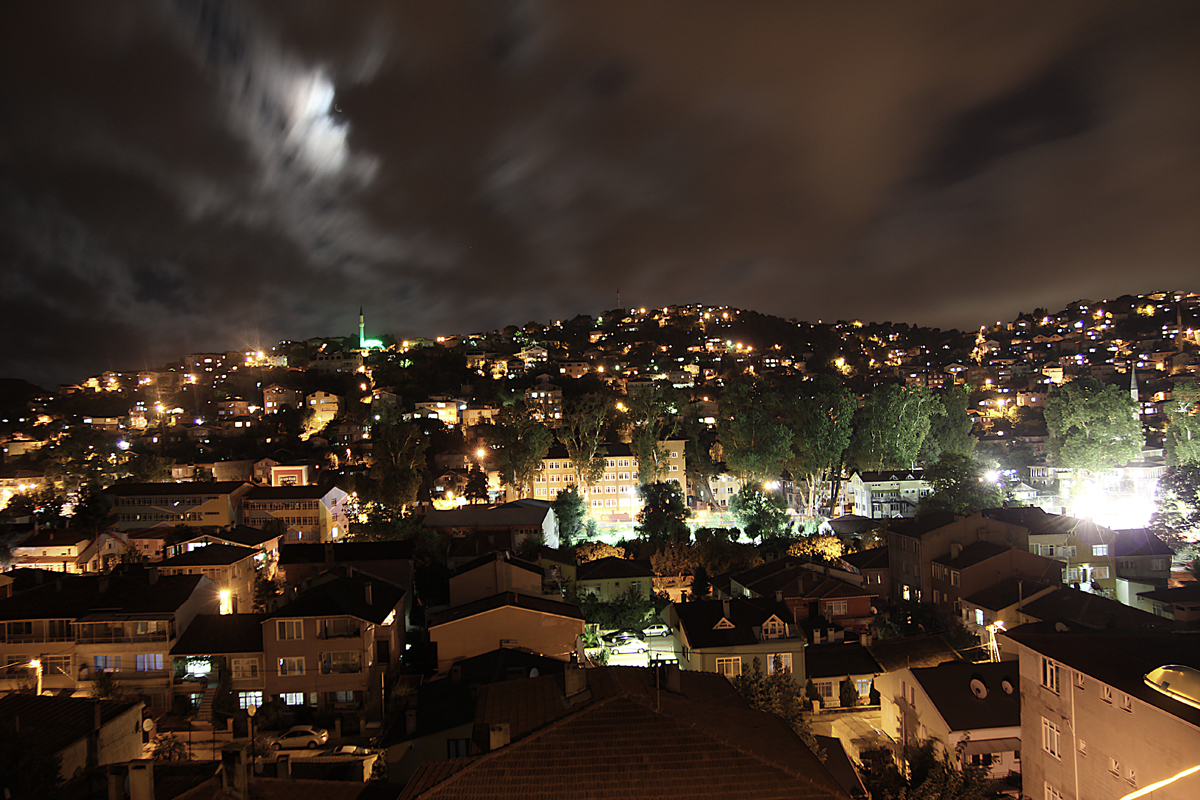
left=1041, top=717, right=1061, bottom=759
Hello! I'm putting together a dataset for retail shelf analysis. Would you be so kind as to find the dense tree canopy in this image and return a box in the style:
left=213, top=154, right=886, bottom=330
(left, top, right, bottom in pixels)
left=553, top=485, right=587, bottom=546
left=1164, top=381, right=1200, bottom=465
left=1044, top=376, right=1142, bottom=472
left=778, top=375, right=856, bottom=518
left=717, top=380, right=792, bottom=481
left=729, top=485, right=791, bottom=541
left=557, top=394, right=611, bottom=490
left=847, top=383, right=942, bottom=470
left=492, top=403, right=555, bottom=497
left=1149, top=462, right=1200, bottom=540
left=626, top=385, right=681, bottom=486
left=919, top=452, right=1004, bottom=515
left=635, top=480, right=692, bottom=545
left=920, top=384, right=976, bottom=463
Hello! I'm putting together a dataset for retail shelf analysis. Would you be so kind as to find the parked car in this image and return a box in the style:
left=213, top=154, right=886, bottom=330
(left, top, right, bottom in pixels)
left=270, top=725, right=330, bottom=750
left=610, top=637, right=649, bottom=655
left=602, top=628, right=645, bottom=645
left=643, top=623, right=671, bottom=637
left=320, top=745, right=371, bottom=756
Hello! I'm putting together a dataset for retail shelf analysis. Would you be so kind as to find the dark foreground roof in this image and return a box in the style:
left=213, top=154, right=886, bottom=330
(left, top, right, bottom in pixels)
left=910, top=660, right=1021, bottom=731
left=171, top=613, right=268, bottom=656
left=0, top=695, right=140, bottom=757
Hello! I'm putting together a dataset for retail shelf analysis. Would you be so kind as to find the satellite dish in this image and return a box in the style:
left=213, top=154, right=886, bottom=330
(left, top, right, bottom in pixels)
left=1001, top=678, right=1015, bottom=695
left=1055, top=622, right=1069, bottom=632
left=142, top=718, right=154, bottom=732
left=529, top=668, right=539, bottom=678
left=970, top=678, right=988, bottom=699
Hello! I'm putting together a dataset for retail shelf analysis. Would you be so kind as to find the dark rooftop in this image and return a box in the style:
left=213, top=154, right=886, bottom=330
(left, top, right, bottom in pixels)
left=171, top=613, right=268, bottom=656
left=159, top=543, right=260, bottom=568
left=910, top=660, right=1021, bottom=731
left=931, top=541, right=1012, bottom=570
left=576, top=556, right=654, bottom=581
left=105, top=481, right=248, bottom=497
left=428, top=591, right=584, bottom=627
left=269, top=574, right=404, bottom=625
left=278, top=541, right=415, bottom=564
left=804, top=642, right=884, bottom=679
left=671, top=597, right=794, bottom=650
left=0, top=570, right=207, bottom=621
left=0, top=695, right=141, bottom=757
left=451, top=550, right=543, bottom=578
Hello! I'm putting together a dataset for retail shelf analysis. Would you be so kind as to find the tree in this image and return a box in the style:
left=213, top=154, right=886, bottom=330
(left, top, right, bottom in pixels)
left=367, top=416, right=429, bottom=510
left=571, top=584, right=654, bottom=629
left=464, top=467, right=490, bottom=504
left=733, top=657, right=823, bottom=758
left=729, top=485, right=791, bottom=541
left=492, top=404, right=554, bottom=497
left=557, top=395, right=611, bottom=491
left=649, top=543, right=698, bottom=580
left=635, top=481, right=691, bottom=545
left=150, top=732, right=191, bottom=762
left=690, top=563, right=711, bottom=599
left=1164, top=381, right=1200, bottom=465
left=1150, top=462, right=1200, bottom=540
left=553, top=486, right=587, bottom=546
left=858, top=740, right=990, bottom=800
left=626, top=385, right=681, bottom=486
left=716, top=381, right=792, bottom=482
left=1044, top=376, right=1142, bottom=473
left=840, top=675, right=860, bottom=709
left=126, top=452, right=175, bottom=482
left=920, top=384, right=976, bottom=463
left=919, top=453, right=1003, bottom=515
left=847, top=383, right=942, bottom=470
left=575, top=541, right=625, bottom=563
left=778, top=376, right=856, bottom=518
left=788, top=535, right=845, bottom=562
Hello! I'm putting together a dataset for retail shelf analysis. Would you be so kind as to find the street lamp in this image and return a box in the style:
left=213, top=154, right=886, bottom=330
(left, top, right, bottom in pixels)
left=246, top=704, right=257, bottom=776
left=29, top=659, right=42, bottom=696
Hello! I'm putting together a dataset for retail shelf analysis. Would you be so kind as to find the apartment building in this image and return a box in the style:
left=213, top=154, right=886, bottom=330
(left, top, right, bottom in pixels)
left=156, top=544, right=261, bottom=615
left=530, top=440, right=686, bottom=522
left=106, top=481, right=252, bottom=531
left=242, top=484, right=350, bottom=543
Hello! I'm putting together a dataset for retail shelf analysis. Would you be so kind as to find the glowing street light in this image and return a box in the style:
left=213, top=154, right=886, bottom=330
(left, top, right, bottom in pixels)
left=218, top=589, right=233, bottom=615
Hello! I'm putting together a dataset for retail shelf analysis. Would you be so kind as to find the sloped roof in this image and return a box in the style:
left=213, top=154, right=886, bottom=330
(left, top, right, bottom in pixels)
left=268, top=575, right=404, bottom=625
left=159, top=543, right=259, bottom=568
left=931, top=541, right=1012, bottom=570
left=244, top=484, right=341, bottom=500
left=577, top=556, right=654, bottom=581
left=1005, top=629, right=1200, bottom=728
left=804, top=642, right=883, bottom=679
left=1019, top=586, right=1170, bottom=630
left=401, top=666, right=849, bottom=799
left=171, top=613, right=267, bottom=656
left=0, top=570, right=205, bottom=621
left=278, top=541, right=415, bottom=564
left=428, top=592, right=584, bottom=627
left=105, top=481, right=248, bottom=497
left=1112, top=528, right=1174, bottom=557
left=887, top=512, right=958, bottom=539
left=1137, top=583, right=1200, bottom=605
left=451, top=550, right=543, bottom=578
left=12, top=528, right=91, bottom=549
left=965, top=578, right=1057, bottom=612
left=840, top=547, right=889, bottom=571
left=672, top=597, right=794, bottom=649
left=910, top=660, right=1020, bottom=732
left=867, top=634, right=961, bottom=672
left=422, top=506, right=549, bottom=529
left=854, top=470, right=927, bottom=482
left=0, top=695, right=140, bottom=757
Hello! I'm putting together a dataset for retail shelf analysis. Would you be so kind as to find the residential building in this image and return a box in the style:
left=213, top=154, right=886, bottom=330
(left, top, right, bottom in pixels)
left=398, top=665, right=851, bottom=799
left=803, top=642, right=884, bottom=710
left=1137, top=583, right=1200, bottom=623
left=277, top=542, right=414, bottom=596
left=0, top=568, right=217, bottom=708
left=523, top=376, right=562, bottom=424
left=666, top=597, right=807, bottom=681
left=1006, top=628, right=1200, bottom=800
left=263, top=385, right=303, bottom=414
left=427, top=592, right=584, bottom=675
left=422, top=503, right=558, bottom=562
left=242, top=484, right=350, bottom=543
left=306, top=391, right=341, bottom=430
left=107, top=482, right=252, bottom=531
left=840, top=547, right=891, bottom=600
left=8, top=529, right=95, bottom=573
left=575, top=557, right=655, bottom=602
left=156, top=544, right=261, bottom=615
left=928, top=541, right=1062, bottom=615
left=311, top=350, right=363, bottom=375
left=448, top=551, right=545, bottom=607
left=413, top=396, right=464, bottom=427
left=887, top=510, right=1032, bottom=603
left=848, top=470, right=931, bottom=519
left=530, top=440, right=686, bottom=521
left=169, top=613, right=268, bottom=715
left=0, top=695, right=145, bottom=780
left=878, top=661, right=1021, bottom=782
left=729, top=558, right=877, bottom=633
left=263, top=574, right=406, bottom=724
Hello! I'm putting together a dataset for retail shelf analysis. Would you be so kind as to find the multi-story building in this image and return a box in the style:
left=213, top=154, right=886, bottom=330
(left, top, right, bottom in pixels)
left=848, top=470, right=931, bottom=519
left=530, top=440, right=686, bottom=522
left=928, top=541, right=1062, bottom=615
left=242, top=484, right=350, bottom=543
left=524, top=377, right=563, bottom=424
left=666, top=597, right=807, bottom=682
left=107, top=482, right=253, bottom=531
left=0, top=568, right=216, bottom=708
left=263, top=385, right=303, bottom=414
left=156, top=544, right=261, bottom=615
left=305, top=391, right=341, bottom=431
left=1007, top=628, right=1200, bottom=800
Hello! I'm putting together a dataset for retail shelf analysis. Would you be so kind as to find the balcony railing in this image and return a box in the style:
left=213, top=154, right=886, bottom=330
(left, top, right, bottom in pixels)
left=318, top=629, right=361, bottom=640
left=75, top=633, right=169, bottom=644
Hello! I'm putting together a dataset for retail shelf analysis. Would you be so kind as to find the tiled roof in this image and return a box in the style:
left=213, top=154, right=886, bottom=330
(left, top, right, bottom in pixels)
left=159, top=543, right=259, bottom=568
left=672, top=598, right=794, bottom=650
left=931, top=541, right=1011, bottom=569
left=11, top=528, right=91, bottom=548
left=1005, top=629, right=1200, bottom=728
left=576, top=556, right=654, bottom=581
left=404, top=666, right=849, bottom=799
left=803, top=642, right=883, bottom=679
left=1018, top=586, right=1170, bottom=630
left=210, top=524, right=282, bottom=547
left=170, top=613, right=267, bottom=656
left=398, top=758, right=476, bottom=799
left=910, top=660, right=1021, bottom=732
left=1137, top=583, right=1200, bottom=604
left=105, top=481, right=248, bottom=497
left=278, top=541, right=415, bottom=564
left=1112, top=528, right=1174, bottom=557
left=887, top=511, right=958, bottom=538
left=964, top=578, right=1057, bottom=611
left=428, top=592, right=584, bottom=628
left=0, top=695, right=140, bottom=757
left=451, top=550, right=543, bottom=578
left=854, top=470, right=926, bottom=482
left=174, top=777, right=370, bottom=800
left=269, top=575, right=404, bottom=625
left=0, top=570, right=205, bottom=621
left=867, top=634, right=961, bottom=672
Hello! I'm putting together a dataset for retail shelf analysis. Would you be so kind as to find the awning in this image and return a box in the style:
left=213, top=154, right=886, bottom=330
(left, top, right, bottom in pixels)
left=961, top=737, right=1021, bottom=756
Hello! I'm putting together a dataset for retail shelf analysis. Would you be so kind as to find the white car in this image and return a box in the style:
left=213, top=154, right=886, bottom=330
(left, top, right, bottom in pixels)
left=270, top=725, right=330, bottom=750
left=610, top=637, right=649, bottom=655
left=643, top=623, right=670, bottom=637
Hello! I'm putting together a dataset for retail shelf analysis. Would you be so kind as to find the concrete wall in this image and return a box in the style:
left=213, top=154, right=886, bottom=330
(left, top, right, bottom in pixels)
left=429, top=607, right=582, bottom=674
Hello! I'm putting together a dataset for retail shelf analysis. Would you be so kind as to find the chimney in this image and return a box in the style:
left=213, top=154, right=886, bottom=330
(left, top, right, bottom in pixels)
left=775, top=590, right=783, bottom=602
left=148, top=568, right=158, bottom=586
left=405, top=708, right=417, bottom=736
left=488, top=723, right=511, bottom=751
left=128, top=761, right=154, bottom=800
left=721, top=598, right=731, bottom=619
left=860, top=631, right=873, bottom=647
left=565, top=664, right=587, bottom=697
left=663, top=663, right=682, bottom=694
left=364, top=582, right=373, bottom=606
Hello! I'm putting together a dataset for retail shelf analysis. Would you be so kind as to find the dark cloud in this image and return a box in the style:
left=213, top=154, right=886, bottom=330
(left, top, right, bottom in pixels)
left=1, top=0, right=1198, bottom=386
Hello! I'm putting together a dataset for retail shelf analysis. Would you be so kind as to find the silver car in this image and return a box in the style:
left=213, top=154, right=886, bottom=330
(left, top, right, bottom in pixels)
left=271, top=725, right=330, bottom=750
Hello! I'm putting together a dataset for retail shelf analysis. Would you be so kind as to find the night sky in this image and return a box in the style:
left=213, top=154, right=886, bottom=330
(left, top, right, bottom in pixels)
left=2, top=1, right=1198, bottom=387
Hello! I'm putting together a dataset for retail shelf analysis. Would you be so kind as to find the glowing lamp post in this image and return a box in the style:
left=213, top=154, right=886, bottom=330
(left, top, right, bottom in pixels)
left=219, top=589, right=233, bottom=615
left=29, top=659, right=42, bottom=696
left=246, top=704, right=257, bottom=775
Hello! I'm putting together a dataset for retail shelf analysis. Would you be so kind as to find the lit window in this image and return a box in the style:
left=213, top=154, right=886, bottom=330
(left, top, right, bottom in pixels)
left=239, top=691, right=262, bottom=709
left=282, top=692, right=304, bottom=705
left=767, top=654, right=792, bottom=675
left=716, top=657, right=741, bottom=678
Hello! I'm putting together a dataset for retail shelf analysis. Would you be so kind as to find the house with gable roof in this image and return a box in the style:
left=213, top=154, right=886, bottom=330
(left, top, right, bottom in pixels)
left=665, top=597, right=807, bottom=680
left=848, top=470, right=931, bottom=519
left=575, top=556, right=655, bottom=602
